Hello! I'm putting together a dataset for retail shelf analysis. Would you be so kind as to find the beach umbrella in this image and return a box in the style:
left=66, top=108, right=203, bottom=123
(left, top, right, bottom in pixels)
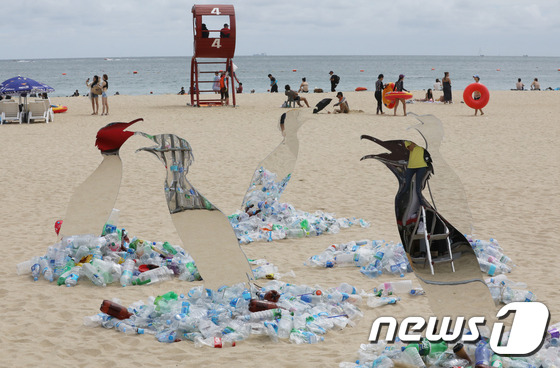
left=0, top=76, right=55, bottom=96
left=0, top=76, right=55, bottom=118
left=313, top=98, right=332, bottom=114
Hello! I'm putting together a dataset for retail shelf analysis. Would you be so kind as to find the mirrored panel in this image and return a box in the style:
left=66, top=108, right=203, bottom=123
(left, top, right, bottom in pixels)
left=60, top=119, right=141, bottom=238
left=241, top=110, right=303, bottom=214
left=137, top=132, right=254, bottom=289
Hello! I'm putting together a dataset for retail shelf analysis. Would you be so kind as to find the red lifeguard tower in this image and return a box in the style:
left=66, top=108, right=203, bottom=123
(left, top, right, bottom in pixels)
left=190, top=4, right=237, bottom=107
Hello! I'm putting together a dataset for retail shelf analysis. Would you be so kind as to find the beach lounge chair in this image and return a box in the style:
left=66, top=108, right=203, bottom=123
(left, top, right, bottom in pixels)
left=26, top=101, right=50, bottom=124
left=35, top=99, right=54, bottom=122
left=0, top=101, right=22, bottom=124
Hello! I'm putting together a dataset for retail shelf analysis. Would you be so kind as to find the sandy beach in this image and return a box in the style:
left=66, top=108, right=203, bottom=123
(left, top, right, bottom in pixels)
left=1, top=89, right=558, bottom=367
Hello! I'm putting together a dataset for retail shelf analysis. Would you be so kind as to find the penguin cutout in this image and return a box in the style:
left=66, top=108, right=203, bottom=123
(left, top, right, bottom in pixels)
left=241, top=110, right=303, bottom=215
left=360, top=114, right=495, bottom=321
left=59, top=119, right=142, bottom=238
left=137, top=132, right=254, bottom=290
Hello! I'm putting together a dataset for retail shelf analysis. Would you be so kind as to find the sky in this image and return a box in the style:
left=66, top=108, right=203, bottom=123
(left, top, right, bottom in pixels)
left=2, top=0, right=559, bottom=59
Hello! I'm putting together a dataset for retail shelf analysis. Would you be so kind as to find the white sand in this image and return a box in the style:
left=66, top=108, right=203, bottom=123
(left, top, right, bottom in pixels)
left=1, top=89, right=558, bottom=367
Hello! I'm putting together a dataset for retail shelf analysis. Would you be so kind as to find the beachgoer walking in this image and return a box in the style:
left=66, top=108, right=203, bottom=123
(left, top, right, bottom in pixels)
left=329, top=71, right=340, bottom=92
left=472, top=75, right=484, bottom=116
left=268, top=74, right=278, bottom=93
left=393, top=74, right=408, bottom=116
left=86, top=75, right=100, bottom=115
left=375, top=74, right=385, bottom=115
left=442, top=72, right=452, bottom=103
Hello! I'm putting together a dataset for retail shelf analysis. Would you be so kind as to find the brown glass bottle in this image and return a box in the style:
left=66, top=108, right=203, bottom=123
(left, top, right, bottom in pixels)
left=100, top=300, right=132, bottom=320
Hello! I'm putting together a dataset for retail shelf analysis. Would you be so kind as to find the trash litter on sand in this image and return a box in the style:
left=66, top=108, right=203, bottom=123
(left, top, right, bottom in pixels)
left=229, top=168, right=369, bottom=244
left=84, top=281, right=368, bottom=346
left=16, top=226, right=289, bottom=287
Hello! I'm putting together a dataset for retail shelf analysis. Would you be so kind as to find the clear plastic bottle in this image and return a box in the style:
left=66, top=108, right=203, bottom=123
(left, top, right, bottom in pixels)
left=289, top=329, right=323, bottom=344
left=240, top=308, right=282, bottom=322
left=402, top=346, right=427, bottom=367
left=194, top=336, right=236, bottom=348
left=64, top=267, right=81, bottom=287
left=132, top=266, right=174, bottom=285
left=39, top=257, right=54, bottom=282
left=277, top=310, right=293, bottom=339
left=119, top=258, right=135, bottom=287
left=475, top=340, right=491, bottom=368
left=82, top=262, right=107, bottom=287
left=367, top=296, right=400, bottom=308
left=31, top=260, right=41, bottom=281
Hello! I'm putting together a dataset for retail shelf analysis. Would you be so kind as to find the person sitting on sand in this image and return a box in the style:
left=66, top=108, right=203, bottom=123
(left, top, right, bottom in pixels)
left=178, top=87, right=186, bottom=95
left=516, top=78, right=524, bottom=90
left=433, top=79, right=442, bottom=91
left=414, top=89, right=434, bottom=102
left=298, top=77, right=309, bottom=93
left=531, top=78, right=541, bottom=90
left=329, top=92, right=349, bottom=114
left=284, top=85, right=309, bottom=107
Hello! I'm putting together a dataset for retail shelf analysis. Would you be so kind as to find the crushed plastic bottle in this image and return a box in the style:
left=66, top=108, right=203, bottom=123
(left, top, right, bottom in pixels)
left=84, top=281, right=363, bottom=346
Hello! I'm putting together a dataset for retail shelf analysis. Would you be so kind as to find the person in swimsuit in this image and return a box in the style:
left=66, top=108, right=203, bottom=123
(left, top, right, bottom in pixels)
left=393, top=74, right=409, bottom=116
left=101, top=74, right=109, bottom=115
left=86, top=75, right=100, bottom=115
left=298, top=78, right=309, bottom=93
left=329, top=92, right=349, bottom=114
left=472, top=75, right=484, bottom=116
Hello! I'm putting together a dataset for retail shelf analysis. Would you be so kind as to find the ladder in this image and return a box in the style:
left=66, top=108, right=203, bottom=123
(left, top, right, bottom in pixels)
left=409, top=205, right=455, bottom=275
left=190, top=58, right=236, bottom=107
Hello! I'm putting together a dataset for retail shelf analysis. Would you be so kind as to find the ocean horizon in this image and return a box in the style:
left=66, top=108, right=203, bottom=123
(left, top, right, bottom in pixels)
left=2, top=55, right=559, bottom=97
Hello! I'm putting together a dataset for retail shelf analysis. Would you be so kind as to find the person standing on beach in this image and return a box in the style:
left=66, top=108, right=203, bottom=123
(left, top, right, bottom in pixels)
left=472, top=75, right=484, bottom=116
left=442, top=72, right=452, bottom=103
left=219, top=72, right=229, bottom=105
left=213, top=72, right=220, bottom=94
left=101, top=74, right=109, bottom=115
left=329, top=71, right=340, bottom=92
left=375, top=74, right=385, bottom=115
left=86, top=75, right=100, bottom=115
left=268, top=74, right=278, bottom=93
left=393, top=74, right=409, bottom=116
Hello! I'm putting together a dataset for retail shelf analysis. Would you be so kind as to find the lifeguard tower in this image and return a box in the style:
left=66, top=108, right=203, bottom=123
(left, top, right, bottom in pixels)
left=190, top=4, right=237, bottom=107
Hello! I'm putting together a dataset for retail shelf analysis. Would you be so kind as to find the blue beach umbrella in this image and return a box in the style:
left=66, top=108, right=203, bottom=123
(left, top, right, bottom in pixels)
left=0, top=76, right=55, bottom=96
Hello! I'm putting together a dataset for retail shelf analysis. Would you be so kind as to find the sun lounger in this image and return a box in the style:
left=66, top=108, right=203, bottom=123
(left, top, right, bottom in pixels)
left=0, top=101, right=22, bottom=124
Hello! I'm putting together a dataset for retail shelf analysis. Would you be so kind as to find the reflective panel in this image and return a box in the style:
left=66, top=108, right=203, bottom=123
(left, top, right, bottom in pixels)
left=60, top=119, right=141, bottom=238
left=241, top=110, right=303, bottom=213
left=137, top=132, right=254, bottom=290
left=360, top=115, right=495, bottom=320
left=407, top=113, right=474, bottom=235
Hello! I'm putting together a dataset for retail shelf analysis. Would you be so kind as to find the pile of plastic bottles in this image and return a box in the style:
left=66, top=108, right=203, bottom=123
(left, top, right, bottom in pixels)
left=485, top=274, right=537, bottom=304
left=305, top=239, right=413, bottom=278
left=16, top=231, right=288, bottom=287
left=229, top=168, right=369, bottom=244
left=84, top=281, right=365, bottom=347
left=467, top=237, right=515, bottom=276
left=339, top=331, right=560, bottom=368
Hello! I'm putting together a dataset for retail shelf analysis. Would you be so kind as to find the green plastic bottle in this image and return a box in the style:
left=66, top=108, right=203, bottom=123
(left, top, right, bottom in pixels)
left=490, top=354, right=503, bottom=368
left=407, top=338, right=447, bottom=356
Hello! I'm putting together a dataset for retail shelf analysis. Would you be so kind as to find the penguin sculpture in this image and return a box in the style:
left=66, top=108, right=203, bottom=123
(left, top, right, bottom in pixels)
left=59, top=119, right=142, bottom=238
left=359, top=114, right=484, bottom=285
left=137, top=132, right=254, bottom=290
left=241, top=110, right=303, bottom=215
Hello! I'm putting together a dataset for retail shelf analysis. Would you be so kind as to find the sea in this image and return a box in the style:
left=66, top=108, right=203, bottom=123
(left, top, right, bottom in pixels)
left=1, top=55, right=559, bottom=97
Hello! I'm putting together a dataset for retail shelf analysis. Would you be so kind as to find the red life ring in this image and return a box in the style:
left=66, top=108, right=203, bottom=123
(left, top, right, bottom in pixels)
left=385, top=91, right=413, bottom=101
left=382, top=83, right=396, bottom=109
left=463, top=83, right=489, bottom=109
